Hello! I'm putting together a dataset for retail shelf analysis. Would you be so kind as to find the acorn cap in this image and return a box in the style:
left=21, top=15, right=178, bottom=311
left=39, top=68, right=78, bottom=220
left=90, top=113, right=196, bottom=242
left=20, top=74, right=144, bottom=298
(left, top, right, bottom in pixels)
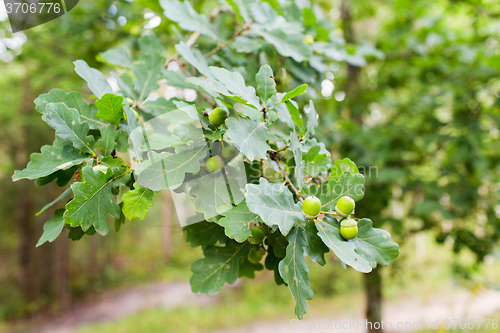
left=341, top=218, right=357, bottom=228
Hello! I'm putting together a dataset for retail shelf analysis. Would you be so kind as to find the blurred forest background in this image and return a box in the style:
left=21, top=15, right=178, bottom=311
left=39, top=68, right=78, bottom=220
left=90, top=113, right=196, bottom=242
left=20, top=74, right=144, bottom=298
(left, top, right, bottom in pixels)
left=1, top=0, right=500, bottom=332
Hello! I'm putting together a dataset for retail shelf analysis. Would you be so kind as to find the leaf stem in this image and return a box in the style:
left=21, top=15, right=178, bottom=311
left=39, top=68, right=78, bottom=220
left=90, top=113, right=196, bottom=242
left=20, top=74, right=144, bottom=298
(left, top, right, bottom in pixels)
left=321, top=211, right=340, bottom=216
left=271, top=153, right=303, bottom=202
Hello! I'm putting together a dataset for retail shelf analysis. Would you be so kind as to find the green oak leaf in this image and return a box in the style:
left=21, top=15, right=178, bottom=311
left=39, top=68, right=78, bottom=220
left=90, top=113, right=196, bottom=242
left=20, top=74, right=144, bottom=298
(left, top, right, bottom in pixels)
left=280, top=84, right=308, bottom=104
left=209, top=67, right=261, bottom=109
left=161, top=0, right=218, bottom=40
left=190, top=240, right=251, bottom=296
left=226, top=0, right=253, bottom=24
left=97, top=125, right=119, bottom=156
left=139, top=34, right=164, bottom=55
left=351, top=219, right=400, bottom=267
left=13, top=138, right=91, bottom=181
left=34, top=89, right=106, bottom=129
left=319, top=172, right=365, bottom=211
left=121, top=183, right=154, bottom=221
left=329, top=158, right=359, bottom=181
left=97, top=48, right=133, bottom=69
left=225, top=118, right=273, bottom=161
left=136, top=142, right=208, bottom=191
left=315, top=218, right=372, bottom=273
left=115, top=203, right=126, bottom=232
left=67, top=225, right=96, bottom=241
left=256, top=64, right=277, bottom=107
left=42, top=102, right=95, bottom=154
left=266, top=229, right=288, bottom=258
left=36, top=209, right=65, bottom=247
left=112, top=72, right=137, bottom=100
left=304, top=220, right=329, bottom=266
left=245, top=178, right=305, bottom=236
left=141, top=98, right=178, bottom=118
left=264, top=244, right=286, bottom=285
left=238, top=257, right=264, bottom=279
left=290, top=128, right=305, bottom=189
left=184, top=221, right=228, bottom=247
left=305, top=100, right=318, bottom=137
left=253, top=26, right=312, bottom=62
left=176, top=41, right=211, bottom=77
left=218, top=201, right=263, bottom=242
left=286, top=101, right=304, bottom=132
left=278, top=227, right=314, bottom=319
left=74, top=60, right=113, bottom=99
left=301, top=139, right=331, bottom=177
left=95, top=93, right=125, bottom=125
left=133, top=53, right=165, bottom=103
left=34, top=167, right=77, bottom=187
left=190, top=168, right=245, bottom=220
left=65, top=166, right=126, bottom=236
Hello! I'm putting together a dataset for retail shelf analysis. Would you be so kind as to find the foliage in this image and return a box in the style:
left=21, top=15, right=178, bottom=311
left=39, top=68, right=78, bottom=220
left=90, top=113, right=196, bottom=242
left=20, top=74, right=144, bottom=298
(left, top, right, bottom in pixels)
left=12, top=0, right=400, bottom=318
left=328, top=0, right=500, bottom=270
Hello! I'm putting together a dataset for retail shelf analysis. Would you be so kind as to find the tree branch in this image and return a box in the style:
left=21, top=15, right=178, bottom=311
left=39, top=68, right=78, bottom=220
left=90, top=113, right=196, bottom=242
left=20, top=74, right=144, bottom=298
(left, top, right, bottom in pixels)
left=270, top=153, right=303, bottom=202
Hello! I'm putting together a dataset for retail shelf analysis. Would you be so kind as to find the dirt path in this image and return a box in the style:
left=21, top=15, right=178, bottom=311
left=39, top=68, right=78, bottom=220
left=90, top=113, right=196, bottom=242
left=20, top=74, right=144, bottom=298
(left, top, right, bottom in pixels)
left=10, top=282, right=500, bottom=333
left=16, top=281, right=213, bottom=333
left=210, top=289, right=500, bottom=333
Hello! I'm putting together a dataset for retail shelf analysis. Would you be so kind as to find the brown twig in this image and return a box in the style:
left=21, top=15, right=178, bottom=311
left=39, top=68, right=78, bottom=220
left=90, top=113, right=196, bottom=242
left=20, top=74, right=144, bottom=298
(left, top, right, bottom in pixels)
left=163, top=5, right=231, bottom=67
left=271, top=153, right=303, bottom=202
left=204, top=28, right=245, bottom=58
left=274, top=145, right=289, bottom=153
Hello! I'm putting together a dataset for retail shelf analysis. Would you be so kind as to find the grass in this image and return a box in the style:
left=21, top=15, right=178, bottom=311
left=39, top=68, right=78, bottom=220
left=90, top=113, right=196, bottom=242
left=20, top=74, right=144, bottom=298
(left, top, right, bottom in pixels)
left=2, top=213, right=500, bottom=333
left=72, top=231, right=500, bottom=333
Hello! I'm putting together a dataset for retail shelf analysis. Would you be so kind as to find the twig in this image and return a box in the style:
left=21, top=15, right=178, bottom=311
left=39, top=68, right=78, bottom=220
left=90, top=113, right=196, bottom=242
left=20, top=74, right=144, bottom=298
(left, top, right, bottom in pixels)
left=163, top=5, right=231, bottom=67
left=271, top=153, right=303, bottom=202
left=204, top=28, right=246, bottom=58
left=274, top=145, right=289, bottom=153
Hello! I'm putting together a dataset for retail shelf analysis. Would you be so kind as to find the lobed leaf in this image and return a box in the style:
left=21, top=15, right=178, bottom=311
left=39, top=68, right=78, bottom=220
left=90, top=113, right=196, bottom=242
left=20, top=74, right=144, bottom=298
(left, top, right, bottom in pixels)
left=184, top=221, right=228, bottom=248
left=218, top=201, right=262, bottom=243
left=65, top=166, right=126, bottom=236
left=190, top=240, right=251, bottom=296
left=315, top=218, right=372, bottom=273
left=13, top=138, right=91, bottom=181
left=161, top=0, right=218, bottom=40
left=351, top=219, right=400, bottom=267
left=121, top=183, right=154, bottom=221
left=42, top=102, right=95, bottom=154
left=278, top=227, right=314, bottom=319
left=95, top=93, right=125, bottom=125
left=34, top=89, right=106, bottom=129
left=255, top=64, right=277, bottom=107
left=36, top=209, right=65, bottom=247
left=319, top=172, right=365, bottom=211
left=225, top=118, right=273, bottom=161
left=245, top=178, right=305, bottom=236
left=74, top=60, right=113, bottom=98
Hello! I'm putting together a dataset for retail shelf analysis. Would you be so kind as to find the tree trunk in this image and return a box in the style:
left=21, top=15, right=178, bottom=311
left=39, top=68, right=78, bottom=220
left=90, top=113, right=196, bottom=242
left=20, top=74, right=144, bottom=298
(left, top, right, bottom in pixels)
left=15, top=76, right=39, bottom=303
left=364, top=266, right=383, bottom=333
left=17, top=184, right=37, bottom=302
left=340, top=2, right=385, bottom=330
left=341, top=0, right=360, bottom=93
left=161, top=190, right=173, bottom=262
